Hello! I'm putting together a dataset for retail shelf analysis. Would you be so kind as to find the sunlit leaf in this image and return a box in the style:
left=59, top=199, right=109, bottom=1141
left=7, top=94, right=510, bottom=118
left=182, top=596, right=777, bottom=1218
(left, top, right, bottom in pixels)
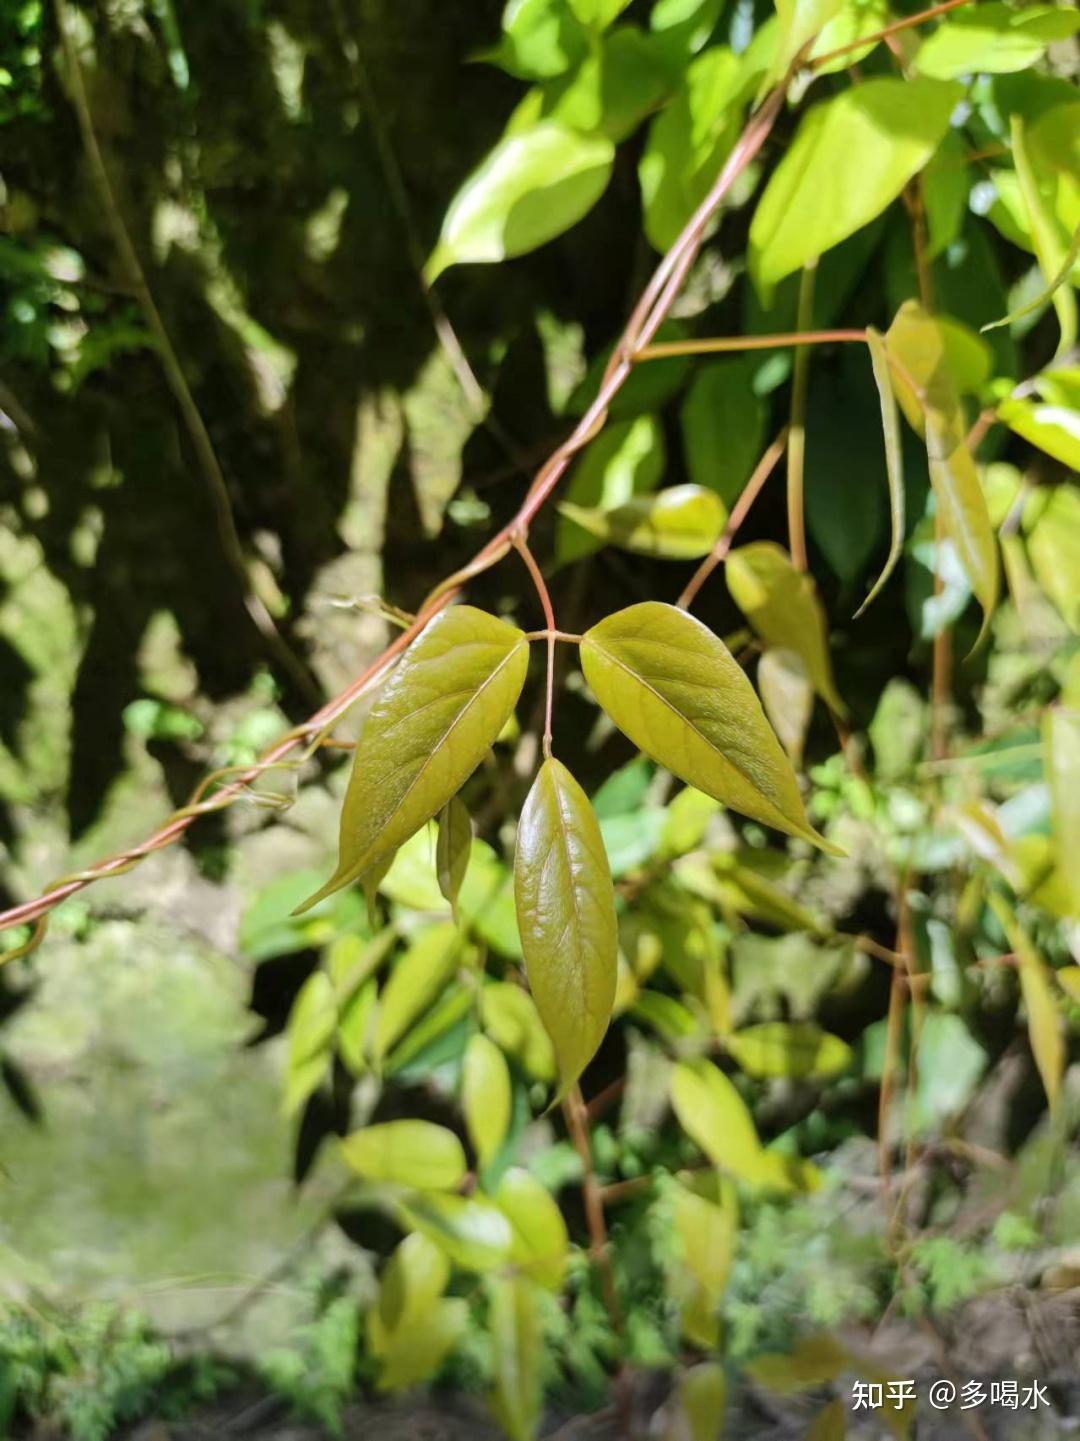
left=1001, top=400, right=1080, bottom=479
left=1011, top=114, right=1077, bottom=356
left=341, top=1119, right=467, bottom=1190
left=750, top=78, right=961, bottom=292
left=495, top=1166, right=569, bottom=1290
left=557, top=415, right=666, bottom=564
left=488, top=1276, right=543, bottom=1441
left=1058, top=967, right=1080, bottom=1003
left=483, top=0, right=591, bottom=81
left=559, top=484, right=725, bottom=559
left=660, top=786, right=723, bottom=857
left=983, top=222, right=1080, bottom=335
left=373, top=921, right=461, bottom=1061
left=726, top=542, right=846, bottom=715
left=426, top=123, right=614, bottom=281
left=437, top=795, right=473, bottom=920
left=481, top=982, right=558, bottom=1081
left=299, top=606, right=528, bottom=910
left=524, top=26, right=677, bottom=143
left=515, top=758, right=618, bottom=1096
left=581, top=602, right=840, bottom=852
left=338, top=979, right=378, bottom=1077
left=400, top=1192, right=515, bottom=1272
left=725, top=1021, right=853, bottom=1079
left=463, top=1033, right=513, bottom=1169
left=857, top=327, right=905, bottom=616
left=915, top=3, right=1080, bottom=79
left=768, top=0, right=844, bottom=84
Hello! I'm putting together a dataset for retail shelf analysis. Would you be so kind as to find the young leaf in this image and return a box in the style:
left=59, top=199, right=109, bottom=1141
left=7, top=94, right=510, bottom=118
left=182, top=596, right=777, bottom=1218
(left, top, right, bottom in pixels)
left=1044, top=707, right=1080, bottom=914
left=488, top=1276, right=543, bottom=1441
left=757, top=648, right=813, bottom=770
left=463, top=1033, right=513, bottom=1169
left=373, top=921, right=461, bottom=1061
left=426, top=123, right=615, bottom=281
left=726, top=542, right=847, bottom=715
left=989, top=895, right=1064, bottom=1110
left=1011, top=115, right=1077, bottom=357
left=515, top=758, right=618, bottom=1096
left=857, top=327, right=905, bottom=616
left=749, top=78, right=961, bottom=292
left=437, top=795, right=473, bottom=919
left=558, top=484, right=725, bottom=559
left=340, top=1119, right=467, bottom=1190
left=725, top=1021, right=853, bottom=1079
left=298, top=606, right=528, bottom=912
left=495, top=1167, right=570, bottom=1291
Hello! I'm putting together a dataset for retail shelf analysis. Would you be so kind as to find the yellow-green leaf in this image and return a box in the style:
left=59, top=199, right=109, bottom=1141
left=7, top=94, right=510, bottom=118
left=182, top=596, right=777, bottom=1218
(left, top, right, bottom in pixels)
left=368, top=1233, right=467, bottom=1392
left=463, top=1033, right=513, bottom=1169
left=581, top=602, right=840, bottom=853
left=481, top=982, right=558, bottom=1082
left=374, top=1298, right=469, bottom=1392
left=299, top=606, right=528, bottom=911
left=725, top=1022, right=853, bottom=1079
left=494, top=1167, right=570, bottom=1292
left=667, top=1362, right=727, bottom=1441
left=426, top=123, right=614, bottom=281
left=385, top=985, right=473, bottom=1076
left=806, top=1398, right=847, bottom=1441
left=437, top=795, right=473, bottom=920
left=660, top=786, right=722, bottom=858
left=400, top=1192, right=514, bottom=1272
left=373, top=922, right=461, bottom=1061
left=670, top=1181, right=736, bottom=1348
left=557, top=415, right=666, bottom=565
left=1043, top=708, right=1080, bottom=915
left=858, top=327, right=905, bottom=616
left=1012, top=114, right=1077, bottom=357
left=749, top=78, right=961, bottom=292
left=558, top=484, right=726, bottom=560
left=1058, top=967, right=1080, bottom=1003
left=670, top=1059, right=762, bottom=1182
left=726, top=542, right=846, bottom=715
left=337, top=978, right=378, bottom=1077
left=488, top=1276, right=543, bottom=1441
left=745, top=1333, right=851, bottom=1393
left=372, top=1231, right=450, bottom=1337
left=283, top=971, right=335, bottom=1117
left=915, top=3, right=1080, bottom=79
left=515, top=757, right=618, bottom=1096
left=757, top=649, right=813, bottom=770
left=989, top=895, right=1064, bottom=1111
left=1003, top=407, right=1080, bottom=495
left=341, top=1119, right=467, bottom=1190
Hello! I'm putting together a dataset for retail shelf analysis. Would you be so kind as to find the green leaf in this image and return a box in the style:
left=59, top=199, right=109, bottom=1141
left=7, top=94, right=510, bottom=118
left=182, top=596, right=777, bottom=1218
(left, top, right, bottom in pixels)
left=559, top=484, right=725, bottom=559
left=650, top=0, right=726, bottom=58
left=426, top=123, right=614, bottom=281
left=983, top=222, right=1080, bottom=335
left=725, top=1021, right=853, bottom=1079
left=495, top=1167, right=570, bottom=1291
left=681, top=359, right=766, bottom=508
left=530, top=27, right=678, bottom=143
left=569, top=0, right=633, bottom=26
left=769, top=0, right=845, bottom=85
left=757, top=649, right=813, bottom=771
left=856, top=327, right=905, bottom=616
left=437, top=795, right=473, bottom=920
left=338, top=979, right=378, bottom=1077
left=672, top=1362, right=728, bottom=1441
left=373, top=921, right=461, bottom=1061
left=749, top=78, right=962, bottom=293
left=916, top=3, right=1080, bottom=80
left=373, top=1232, right=450, bottom=1336
left=299, top=606, right=528, bottom=910
left=999, top=398, right=1080, bottom=475
left=670, top=1059, right=764, bottom=1183
left=581, top=602, right=838, bottom=852
left=1011, top=114, right=1077, bottom=356
left=1045, top=708, right=1080, bottom=914
left=670, top=1182, right=736, bottom=1348
left=368, top=1233, right=468, bottom=1392
left=989, top=895, right=1064, bottom=1111
left=515, top=758, right=617, bottom=1096
left=488, top=1277, right=543, bottom=1441
left=463, top=1033, right=513, bottom=1169
left=485, top=0, right=591, bottom=79
left=660, top=785, right=722, bottom=857
left=638, top=45, right=753, bottom=252
left=400, top=1192, right=515, bottom=1272
left=481, top=982, right=558, bottom=1081
left=1059, top=967, right=1080, bottom=1003
left=283, top=970, right=335, bottom=1118
left=557, top=415, right=666, bottom=564
left=341, top=1119, right=467, bottom=1190
left=385, top=985, right=473, bottom=1077
left=808, top=0, right=889, bottom=74
left=726, top=542, right=846, bottom=715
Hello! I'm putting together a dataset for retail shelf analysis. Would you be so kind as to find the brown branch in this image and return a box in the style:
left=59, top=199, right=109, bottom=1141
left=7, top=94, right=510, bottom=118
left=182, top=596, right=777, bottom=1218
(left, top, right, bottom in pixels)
left=0, top=51, right=797, bottom=950
left=54, top=0, right=318, bottom=704
left=677, top=428, right=789, bottom=609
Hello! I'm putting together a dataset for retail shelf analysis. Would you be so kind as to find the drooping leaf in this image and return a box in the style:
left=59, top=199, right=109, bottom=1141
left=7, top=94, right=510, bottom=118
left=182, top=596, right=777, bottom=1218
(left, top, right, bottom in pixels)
left=581, top=602, right=840, bottom=852
left=557, top=415, right=666, bottom=564
left=670, top=1180, right=737, bottom=1348
left=437, top=795, right=473, bottom=920
left=681, top=359, right=767, bottom=508
left=494, top=1167, right=570, bottom=1291
left=1011, top=114, right=1077, bottom=356
left=515, top=758, right=618, bottom=1096
left=856, top=327, right=905, bottom=616
left=373, top=921, right=461, bottom=1061
left=400, top=1192, right=515, bottom=1272
left=1044, top=708, right=1080, bottom=914
left=915, top=3, right=1080, bottom=79
left=341, top=1119, right=467, bottom=1190
left=749, top=78, right=962, bottom=292
left=725, top=1022, right=853, bottom=1079
left=558, top=485, right=725, bottom=559
left=481, top=982, right=558, bottom=1081
left=426, top=123, right=615, bottom=281
left=488, top=1276, right=543, bottom=1441
left=989, top=895, right=1064, bottom=1110
left=757, top=649, right=813, bottom=770
left=299, top=606, right=528, bottom=911
left=463, top=1033, right=513, bottom=1169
